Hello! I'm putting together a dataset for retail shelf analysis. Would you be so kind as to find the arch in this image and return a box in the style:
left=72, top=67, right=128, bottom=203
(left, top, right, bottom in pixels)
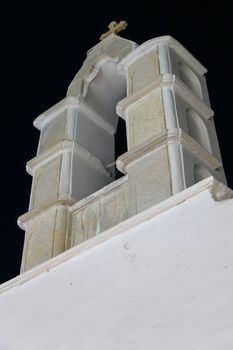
left=194, top=164, right=212, bottom=183
left=186, top=109, right=212, bottom=153
left=83, top=59, right=128, bottom=180
left=85, top=59, right=127, bottom=131
left=179, top=62, right=202, bottom=100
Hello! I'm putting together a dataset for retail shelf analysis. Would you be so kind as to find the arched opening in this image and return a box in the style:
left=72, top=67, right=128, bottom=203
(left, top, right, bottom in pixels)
left=186, top=109, right=212, bottom=153
left=179, top=62, right=202, bottom=100
left=85, top=60, right=126, bottom=131
left=84, top=59, right=128, bottom=180
left=194, top=164, right=211, bottom=183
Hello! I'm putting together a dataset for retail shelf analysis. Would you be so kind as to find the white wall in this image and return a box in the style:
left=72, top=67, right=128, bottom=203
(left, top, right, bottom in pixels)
left=1, top=180, right=233, bottom=349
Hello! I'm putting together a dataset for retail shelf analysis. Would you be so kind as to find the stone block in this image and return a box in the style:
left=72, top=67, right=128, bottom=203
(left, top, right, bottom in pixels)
left=20, top=205, right=69, bottom=272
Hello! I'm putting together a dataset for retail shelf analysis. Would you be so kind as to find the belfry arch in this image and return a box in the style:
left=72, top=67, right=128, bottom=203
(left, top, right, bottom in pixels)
left=82, top=58, right=128, bottom=176
left=66, top=56, right=129, bottom=201
left=84, top=59, right=126, bottom=130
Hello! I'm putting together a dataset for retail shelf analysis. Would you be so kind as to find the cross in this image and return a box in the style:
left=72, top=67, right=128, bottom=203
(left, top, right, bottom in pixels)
left=100, top=21, right=128, bottom=41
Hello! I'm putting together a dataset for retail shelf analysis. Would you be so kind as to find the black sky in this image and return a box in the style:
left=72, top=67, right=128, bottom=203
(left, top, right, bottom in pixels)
left=1, top=0, right=233, bottom=284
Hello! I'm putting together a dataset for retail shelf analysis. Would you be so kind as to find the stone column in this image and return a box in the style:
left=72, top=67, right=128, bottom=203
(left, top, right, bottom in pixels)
left=18, top=34, right=136, bottom=272
left=116, top=36, right=226, bottom=214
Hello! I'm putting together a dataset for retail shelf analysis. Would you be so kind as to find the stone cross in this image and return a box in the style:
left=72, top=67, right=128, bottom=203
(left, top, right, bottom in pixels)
left=100, top=21, right=128, bottom=41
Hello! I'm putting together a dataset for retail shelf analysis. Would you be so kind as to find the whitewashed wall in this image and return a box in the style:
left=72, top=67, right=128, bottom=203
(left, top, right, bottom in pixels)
left=1, top=179, right=233, bottom=350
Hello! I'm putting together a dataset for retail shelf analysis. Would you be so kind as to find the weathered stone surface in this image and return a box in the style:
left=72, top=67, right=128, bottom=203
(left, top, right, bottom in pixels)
left=30, top=155, right=62, bottom=209
left=126, top=88, right=165, bottom=148
left=128, top=145, right=172, bottom=213
left=127, top=51, right=160, bottom=95
left=21, top=205, right=69, bottom=272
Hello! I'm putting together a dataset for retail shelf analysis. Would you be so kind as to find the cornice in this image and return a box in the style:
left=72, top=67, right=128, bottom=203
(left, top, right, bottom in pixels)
left=117, top=74, right=213, bottom=120
left=116, top=129, right=222, bottom=174
left=33, top=97, right=115, bottom=134
left=118, top=35, right=207, bottom=76
left=17, top=197, right=76, bottom=230
left=27, top=140, right=110, bottom=177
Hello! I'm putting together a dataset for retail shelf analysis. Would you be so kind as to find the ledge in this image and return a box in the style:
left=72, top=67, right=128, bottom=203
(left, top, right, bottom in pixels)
left=116, top=129, right=222, bottom=173
left=117, top=74, right=214, bottom=120
left=27, top=140, right=110, bottom=177
left=17, top=197, right=76, bottom=230
left=33, top=96, right=115, bottom=134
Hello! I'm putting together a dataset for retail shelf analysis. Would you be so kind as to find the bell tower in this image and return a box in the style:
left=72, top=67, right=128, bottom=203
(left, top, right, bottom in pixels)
left=116, top=36, right=226, bottom=213
left=18, top=29, right=226, bottom=273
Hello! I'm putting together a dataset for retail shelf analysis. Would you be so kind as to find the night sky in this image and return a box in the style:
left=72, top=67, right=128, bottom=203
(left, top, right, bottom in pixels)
left=1, top=0, right=232, bottom=284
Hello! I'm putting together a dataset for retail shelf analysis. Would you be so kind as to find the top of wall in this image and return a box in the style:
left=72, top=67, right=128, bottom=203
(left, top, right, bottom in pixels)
left=0, top=177, right=233, bottom=349
left=2, top=176, right=232, bottom=293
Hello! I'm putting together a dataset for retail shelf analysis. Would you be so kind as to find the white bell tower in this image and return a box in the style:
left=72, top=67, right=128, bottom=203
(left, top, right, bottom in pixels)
left=18, top=27, right=226, bottom=272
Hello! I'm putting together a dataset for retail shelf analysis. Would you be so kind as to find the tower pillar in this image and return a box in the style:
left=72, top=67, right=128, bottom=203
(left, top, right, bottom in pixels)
left=18, top=35, right=136, bottom=272
left=116, top=36, right=226, bottom=214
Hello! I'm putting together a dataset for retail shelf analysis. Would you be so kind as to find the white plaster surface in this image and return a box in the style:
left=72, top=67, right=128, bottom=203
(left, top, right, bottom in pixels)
left=1, top=179, right=233, bottom=349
